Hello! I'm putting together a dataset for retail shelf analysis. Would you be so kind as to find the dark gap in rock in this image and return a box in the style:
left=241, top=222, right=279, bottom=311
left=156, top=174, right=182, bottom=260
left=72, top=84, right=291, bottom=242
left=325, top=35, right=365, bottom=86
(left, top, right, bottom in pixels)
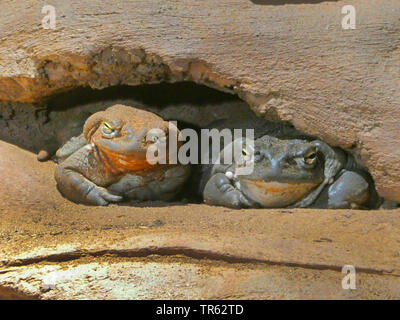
left=46, top=82, right=240, bottom=111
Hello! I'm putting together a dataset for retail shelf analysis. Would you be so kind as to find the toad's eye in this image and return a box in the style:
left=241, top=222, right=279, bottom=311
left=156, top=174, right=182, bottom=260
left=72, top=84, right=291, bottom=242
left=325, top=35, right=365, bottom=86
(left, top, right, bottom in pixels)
left=241, top=147, right=253, bottom=162
left=101, top=121, right=115, bottom=135
left=304, top=152, right=317, bottom=165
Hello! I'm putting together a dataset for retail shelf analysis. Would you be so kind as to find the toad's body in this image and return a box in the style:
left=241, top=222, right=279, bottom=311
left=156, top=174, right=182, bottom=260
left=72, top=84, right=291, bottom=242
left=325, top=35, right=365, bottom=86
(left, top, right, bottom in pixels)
left=55, top=104, right=190, bottom=205
left=199, top=120, right=378, bottom=209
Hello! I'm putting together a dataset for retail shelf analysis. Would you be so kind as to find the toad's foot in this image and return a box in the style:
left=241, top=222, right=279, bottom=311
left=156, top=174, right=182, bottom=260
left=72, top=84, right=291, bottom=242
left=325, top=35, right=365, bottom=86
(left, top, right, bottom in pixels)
left=203, top=173, right=258, bottom=209
left=55, top=167, right=122, bottom=206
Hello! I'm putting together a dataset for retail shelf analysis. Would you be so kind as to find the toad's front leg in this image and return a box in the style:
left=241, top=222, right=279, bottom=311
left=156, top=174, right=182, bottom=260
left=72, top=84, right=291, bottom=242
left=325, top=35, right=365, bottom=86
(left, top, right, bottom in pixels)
left=327, top=170, right=370, bottom=209
left=54, top=147, right=122, bottom=206
left=203, top=172, right=257, bottom=209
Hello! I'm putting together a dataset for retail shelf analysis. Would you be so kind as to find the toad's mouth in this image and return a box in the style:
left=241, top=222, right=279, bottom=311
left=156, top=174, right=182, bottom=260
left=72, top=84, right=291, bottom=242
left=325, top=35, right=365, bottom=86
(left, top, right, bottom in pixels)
left=239, top=178, right=320, bottom=208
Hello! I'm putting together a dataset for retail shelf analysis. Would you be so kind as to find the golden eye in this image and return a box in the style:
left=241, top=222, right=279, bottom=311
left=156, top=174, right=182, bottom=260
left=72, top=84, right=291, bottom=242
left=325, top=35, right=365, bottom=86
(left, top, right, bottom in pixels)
left=102, top=121, right=114, bottom=134
left=304, top=152, right=317, bottom=165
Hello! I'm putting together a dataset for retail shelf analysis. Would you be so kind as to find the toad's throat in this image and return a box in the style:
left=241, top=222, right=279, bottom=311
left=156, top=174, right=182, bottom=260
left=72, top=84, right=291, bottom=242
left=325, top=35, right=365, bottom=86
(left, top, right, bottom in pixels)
left=99, top=147, right=155, bottom=173
left=240, top=178, right=320, bottom=208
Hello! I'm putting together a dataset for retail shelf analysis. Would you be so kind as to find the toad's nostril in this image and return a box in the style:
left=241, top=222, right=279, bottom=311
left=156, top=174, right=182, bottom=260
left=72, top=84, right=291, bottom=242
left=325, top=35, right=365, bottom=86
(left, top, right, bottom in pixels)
left=254, top=150, right=263, bottom=162
left=282, top=162, right=291, bottom=169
